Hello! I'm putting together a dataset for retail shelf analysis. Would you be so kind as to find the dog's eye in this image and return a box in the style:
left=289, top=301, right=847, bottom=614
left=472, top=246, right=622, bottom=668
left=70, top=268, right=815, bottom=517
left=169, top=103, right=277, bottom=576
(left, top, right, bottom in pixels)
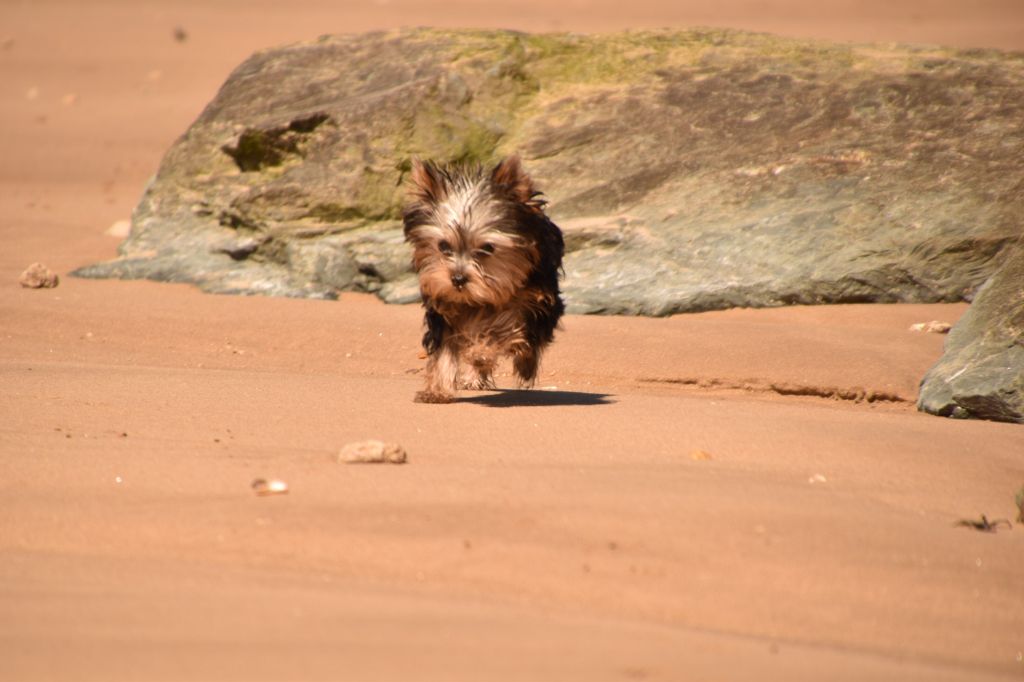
left=438, top=240, right=453, bottom=255
left=476, top=243, right=495, bottom=257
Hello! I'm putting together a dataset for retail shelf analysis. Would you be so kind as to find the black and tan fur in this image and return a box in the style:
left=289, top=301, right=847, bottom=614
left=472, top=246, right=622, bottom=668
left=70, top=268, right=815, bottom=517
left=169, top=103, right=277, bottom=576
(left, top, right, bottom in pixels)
left=403, top=156, right=565, bottom=403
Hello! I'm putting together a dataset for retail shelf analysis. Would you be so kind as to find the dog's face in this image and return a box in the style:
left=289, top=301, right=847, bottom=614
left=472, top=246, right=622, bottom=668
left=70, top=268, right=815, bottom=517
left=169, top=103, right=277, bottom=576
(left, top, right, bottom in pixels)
left=403, top=157, right=544, bottom=308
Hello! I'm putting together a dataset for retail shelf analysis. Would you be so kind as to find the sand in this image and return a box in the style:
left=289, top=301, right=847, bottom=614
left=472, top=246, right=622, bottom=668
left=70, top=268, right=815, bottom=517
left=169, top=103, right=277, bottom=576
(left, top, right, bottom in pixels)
left=2, top=1, right=1023, bottom=680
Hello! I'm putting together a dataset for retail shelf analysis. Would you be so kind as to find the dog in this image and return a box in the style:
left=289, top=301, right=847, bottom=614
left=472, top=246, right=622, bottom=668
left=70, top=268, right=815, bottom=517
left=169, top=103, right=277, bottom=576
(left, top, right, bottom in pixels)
left=402, top=156, right=565, bottom=403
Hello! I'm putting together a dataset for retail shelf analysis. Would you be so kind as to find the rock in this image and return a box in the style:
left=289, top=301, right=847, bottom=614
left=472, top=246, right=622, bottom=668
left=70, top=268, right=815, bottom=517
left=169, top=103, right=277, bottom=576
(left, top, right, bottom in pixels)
left=909, top=321, right=952, bottom=334
left=106, top=219, right=132, bottom=238
left=251, top=478, right=289, bottom=496
left=338, top=440, right=407, bottom=464
left=19, top=263, right=59, bottom=288
left=73, top=28, right=1024, bottom=315
left=917, top=244, right=1024, bottom=424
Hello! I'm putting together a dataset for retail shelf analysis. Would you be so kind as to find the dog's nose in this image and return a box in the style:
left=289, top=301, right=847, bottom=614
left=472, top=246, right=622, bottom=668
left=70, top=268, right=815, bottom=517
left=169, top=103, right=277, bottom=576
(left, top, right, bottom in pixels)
left=451, top=272, right=467, bottom=288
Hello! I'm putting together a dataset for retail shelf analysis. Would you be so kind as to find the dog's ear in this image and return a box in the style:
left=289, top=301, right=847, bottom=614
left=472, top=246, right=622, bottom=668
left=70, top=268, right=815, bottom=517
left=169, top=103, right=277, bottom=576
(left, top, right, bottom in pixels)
left=409, top=158, right=446, bottom=203
left=491, top=155, right=541, bottom=207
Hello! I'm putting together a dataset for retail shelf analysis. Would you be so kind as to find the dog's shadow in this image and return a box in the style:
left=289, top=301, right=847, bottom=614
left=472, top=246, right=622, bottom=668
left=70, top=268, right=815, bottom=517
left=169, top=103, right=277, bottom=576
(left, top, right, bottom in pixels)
left=457, top=388, right=614, bottom=408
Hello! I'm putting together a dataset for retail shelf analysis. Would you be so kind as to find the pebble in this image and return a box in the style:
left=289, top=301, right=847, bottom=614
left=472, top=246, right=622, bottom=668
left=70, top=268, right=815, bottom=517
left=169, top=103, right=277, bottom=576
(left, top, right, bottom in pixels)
left=106, top=219, right=132, bottom=238
left=251, top=478, right=289, bottom=496
left=19, top=262, right=59, bottom=288
left=338, top=440, right=407, bottom=464
left=908, top=320, right=951, bottom=334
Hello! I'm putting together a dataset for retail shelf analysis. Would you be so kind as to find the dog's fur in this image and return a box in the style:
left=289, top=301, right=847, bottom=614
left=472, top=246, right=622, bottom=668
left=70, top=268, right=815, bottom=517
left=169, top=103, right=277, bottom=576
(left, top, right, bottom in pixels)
left=403, top=156, right=565, bottom=403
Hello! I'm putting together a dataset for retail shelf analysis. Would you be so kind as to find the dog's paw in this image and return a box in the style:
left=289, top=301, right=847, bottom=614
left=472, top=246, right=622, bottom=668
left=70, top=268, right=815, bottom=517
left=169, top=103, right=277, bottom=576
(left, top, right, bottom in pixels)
left=459, top=376, right=496, bottom=391
left=414, top=390, right=454, bottom=404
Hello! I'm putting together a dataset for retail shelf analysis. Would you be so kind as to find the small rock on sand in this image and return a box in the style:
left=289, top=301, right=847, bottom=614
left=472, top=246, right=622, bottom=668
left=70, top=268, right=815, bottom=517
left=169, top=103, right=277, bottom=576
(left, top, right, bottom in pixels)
left=106, top=219, right=132, bottom=238
left=19, top=263, right=59, bottom=289
left=909, top=321, right=952, bottom=334
left=338, top=440, right=407, bottom=464
left=251, top=478, right=288, bottom=496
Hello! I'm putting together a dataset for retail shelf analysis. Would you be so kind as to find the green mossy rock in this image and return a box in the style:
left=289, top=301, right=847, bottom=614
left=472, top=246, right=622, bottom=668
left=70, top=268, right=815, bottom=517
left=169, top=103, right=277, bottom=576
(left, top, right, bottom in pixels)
left=75, top=28, right=1024, bottom=315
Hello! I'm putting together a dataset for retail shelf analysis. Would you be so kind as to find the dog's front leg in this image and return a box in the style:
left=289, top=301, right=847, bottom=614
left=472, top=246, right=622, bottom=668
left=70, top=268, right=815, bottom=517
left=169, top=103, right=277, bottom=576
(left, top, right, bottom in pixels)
left=416, top=337, right=460, bottom=403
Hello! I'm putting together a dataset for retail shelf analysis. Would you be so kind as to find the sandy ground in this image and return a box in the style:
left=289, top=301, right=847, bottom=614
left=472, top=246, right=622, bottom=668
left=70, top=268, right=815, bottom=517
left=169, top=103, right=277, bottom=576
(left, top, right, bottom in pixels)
left=2, top=1, right=1024, bottom=680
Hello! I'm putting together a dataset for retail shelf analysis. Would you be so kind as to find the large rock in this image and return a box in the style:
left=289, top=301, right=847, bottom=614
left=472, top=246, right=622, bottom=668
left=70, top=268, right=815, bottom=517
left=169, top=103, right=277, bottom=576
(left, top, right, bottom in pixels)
left=918, top=244, right=1024, bottom=424
left=74, top=28, right=1024, bottom=315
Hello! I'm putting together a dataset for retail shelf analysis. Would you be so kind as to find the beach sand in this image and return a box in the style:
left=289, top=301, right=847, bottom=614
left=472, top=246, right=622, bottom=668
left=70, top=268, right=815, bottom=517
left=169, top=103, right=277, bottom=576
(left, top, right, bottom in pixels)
left=2, top=2, right=1023, bottom=679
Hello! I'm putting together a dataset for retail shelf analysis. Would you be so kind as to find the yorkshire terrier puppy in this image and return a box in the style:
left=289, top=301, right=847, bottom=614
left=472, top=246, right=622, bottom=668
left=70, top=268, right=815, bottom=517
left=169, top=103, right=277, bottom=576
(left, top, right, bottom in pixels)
left=403, top=156, right=565, bottom=403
